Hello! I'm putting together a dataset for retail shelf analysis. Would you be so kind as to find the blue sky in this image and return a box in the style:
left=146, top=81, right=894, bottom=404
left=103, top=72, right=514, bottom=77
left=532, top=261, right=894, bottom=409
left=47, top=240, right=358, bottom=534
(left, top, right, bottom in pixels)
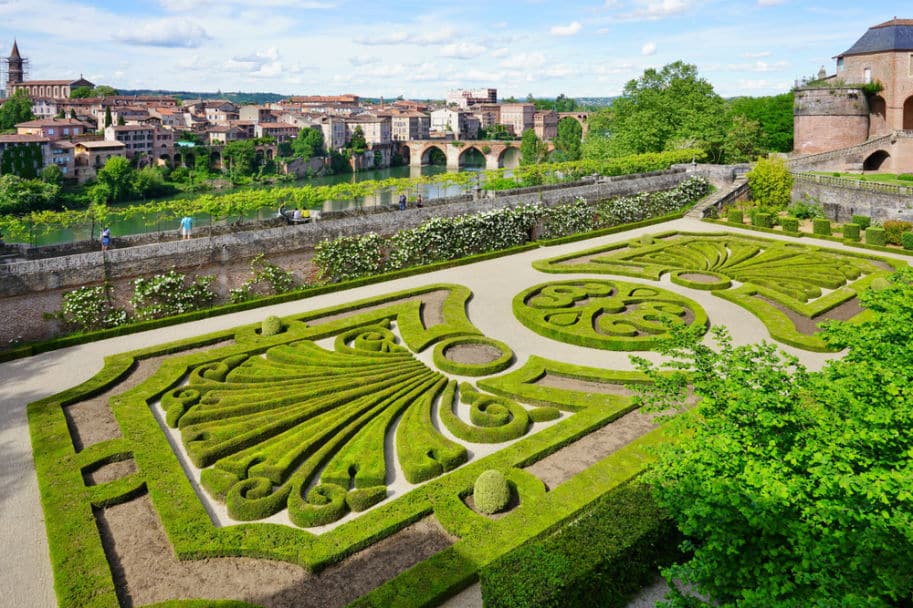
left=0, top=0, right=909, bottom=99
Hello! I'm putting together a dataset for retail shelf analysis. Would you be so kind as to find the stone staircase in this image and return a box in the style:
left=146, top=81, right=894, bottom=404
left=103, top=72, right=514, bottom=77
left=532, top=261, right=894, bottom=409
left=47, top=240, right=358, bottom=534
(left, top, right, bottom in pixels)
left=686, top=178, right=749, bottom=219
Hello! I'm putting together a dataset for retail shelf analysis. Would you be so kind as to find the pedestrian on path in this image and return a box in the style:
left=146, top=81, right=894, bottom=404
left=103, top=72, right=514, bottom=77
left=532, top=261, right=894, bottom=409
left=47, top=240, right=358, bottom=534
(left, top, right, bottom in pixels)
left=399, top=194, right=407, bottom=210
left=180, top=215, right=193, bottom=240
left=100, top=227, right=111, bottom=252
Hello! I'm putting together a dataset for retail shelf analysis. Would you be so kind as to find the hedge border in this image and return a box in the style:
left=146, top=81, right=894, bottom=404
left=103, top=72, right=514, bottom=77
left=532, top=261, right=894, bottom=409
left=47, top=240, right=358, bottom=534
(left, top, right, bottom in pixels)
left=512, top=279, right=709, bottom=352
left=432, top=336, right=515, bottom=377
left=534, top=230, right=905, bottom=352
left=29, top=280, right=668, bottom=608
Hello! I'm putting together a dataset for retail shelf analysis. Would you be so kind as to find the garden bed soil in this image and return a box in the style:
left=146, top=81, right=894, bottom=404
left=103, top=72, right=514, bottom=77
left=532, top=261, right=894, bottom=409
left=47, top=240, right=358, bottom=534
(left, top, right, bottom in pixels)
left=678, top=272, right=720, bottom=284
left=755, top=295, right=862, bottom=335
left=96, top=494, right=454, bottom=608
left=444, top=343, right=503, bottom=365
left=536, top=372, right=635, bottom=396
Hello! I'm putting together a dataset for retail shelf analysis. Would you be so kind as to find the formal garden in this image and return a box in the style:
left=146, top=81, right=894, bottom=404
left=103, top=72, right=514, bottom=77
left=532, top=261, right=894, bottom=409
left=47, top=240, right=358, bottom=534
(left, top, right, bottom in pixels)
left=26, top=201, right=913, bottom=607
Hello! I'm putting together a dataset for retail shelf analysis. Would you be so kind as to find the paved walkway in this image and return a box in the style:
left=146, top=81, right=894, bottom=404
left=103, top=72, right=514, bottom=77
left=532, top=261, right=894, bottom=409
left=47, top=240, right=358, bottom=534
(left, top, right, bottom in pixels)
left=1, top=216, right=906, bottom=608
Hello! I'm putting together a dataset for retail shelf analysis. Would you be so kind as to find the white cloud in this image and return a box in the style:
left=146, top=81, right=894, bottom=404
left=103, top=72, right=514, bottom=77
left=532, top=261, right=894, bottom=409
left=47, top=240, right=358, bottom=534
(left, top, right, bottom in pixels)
left=439, top=42, right=488, bottom=59
left=356, top=27, right=458, bottom=46
left=115, top=18, right=210, bottom=48
left=614, top=0, right=693, bottom=21
left=550, top=21, right=583, bottom=36
left=757, top=0, right=785, bottom=6
left=500, top=52, right=546, bottom=69
left=641, top=41, right=657, bottom=55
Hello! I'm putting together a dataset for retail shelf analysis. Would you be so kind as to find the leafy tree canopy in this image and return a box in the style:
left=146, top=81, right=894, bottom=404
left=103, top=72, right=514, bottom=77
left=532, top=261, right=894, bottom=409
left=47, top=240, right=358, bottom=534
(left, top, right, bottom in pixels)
left=519, top=128, right=548, bottom=165
left=634, top=268, right=913, bottom=607
left=728, top=92, right=794, bottom=153
left=291, top=127, right=325, bottom=160
left=593, top=61, right=726, bottom=159
left=0, top=89, right=36, bottom=130
left=95, top=155, right=134, bottom=202
left=552, top=117, right=583, bottom=162
left=0, top=174, right=59, bottom=214
left=349, top=126, right=367, bottom=154
left=746, top=155, right=793, bottom=210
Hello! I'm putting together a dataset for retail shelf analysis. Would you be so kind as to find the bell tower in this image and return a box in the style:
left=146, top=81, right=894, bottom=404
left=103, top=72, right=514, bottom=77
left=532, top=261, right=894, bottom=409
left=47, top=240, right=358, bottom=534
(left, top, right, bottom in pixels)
left=3, top=40, right=29, bottom=96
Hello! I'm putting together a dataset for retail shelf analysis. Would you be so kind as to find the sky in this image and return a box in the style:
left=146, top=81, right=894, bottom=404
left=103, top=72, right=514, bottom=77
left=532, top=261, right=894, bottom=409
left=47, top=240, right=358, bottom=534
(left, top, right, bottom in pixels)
left=0, top=0, right=910, bottom=100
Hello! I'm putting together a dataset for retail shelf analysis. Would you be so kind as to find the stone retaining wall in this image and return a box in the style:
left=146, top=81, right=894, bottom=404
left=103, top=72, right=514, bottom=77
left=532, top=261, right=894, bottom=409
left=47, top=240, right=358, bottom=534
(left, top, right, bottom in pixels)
left=0, top=169, right=692, bottom=299
left=792, top=174, right=913, bottom=223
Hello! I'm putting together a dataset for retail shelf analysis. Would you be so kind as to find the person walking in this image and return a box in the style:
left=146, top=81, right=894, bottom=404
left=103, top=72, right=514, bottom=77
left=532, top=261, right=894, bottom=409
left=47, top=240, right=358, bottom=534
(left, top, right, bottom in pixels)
left=416, top=194, right=423, bottom=208
left=398, top=193, right=407, bottom=211
left=180, top=215, right=193, bottom=240
left=100, top=226, right=111, bottom=252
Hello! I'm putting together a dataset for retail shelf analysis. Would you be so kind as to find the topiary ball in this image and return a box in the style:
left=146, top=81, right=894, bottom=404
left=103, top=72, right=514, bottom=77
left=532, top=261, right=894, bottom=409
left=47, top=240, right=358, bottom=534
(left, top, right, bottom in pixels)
left=473, top=469, right=511, bottom=515
left=870, top=277, right=891, bottom=292
left=261, top=315, right=282, bottom=337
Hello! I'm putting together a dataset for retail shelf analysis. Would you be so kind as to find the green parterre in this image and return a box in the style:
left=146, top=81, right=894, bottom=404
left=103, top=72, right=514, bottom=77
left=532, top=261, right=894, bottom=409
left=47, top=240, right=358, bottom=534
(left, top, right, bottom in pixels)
left=30, top=281, right=668, bottom=608
left=534, top=231, right=907, bottom=351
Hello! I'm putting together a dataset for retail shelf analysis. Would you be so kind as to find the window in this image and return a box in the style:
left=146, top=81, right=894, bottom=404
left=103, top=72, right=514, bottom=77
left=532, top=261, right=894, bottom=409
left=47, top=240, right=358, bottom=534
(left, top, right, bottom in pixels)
left=63, top=128, right=69, bottom=135
left=864, top=67, right=872, bottom=84
left=910, top=54, right=913, bottom=77
left=48, top=128, right=55, bottom=135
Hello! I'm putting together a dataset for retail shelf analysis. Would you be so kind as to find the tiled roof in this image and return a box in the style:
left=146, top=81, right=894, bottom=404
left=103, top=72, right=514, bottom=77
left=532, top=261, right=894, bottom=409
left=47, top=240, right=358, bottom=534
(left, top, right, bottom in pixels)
left=841, top=19, right=913, bottom=55
left=16, top=118, right=85, bottom=128
left=0, top=134, right=48, bottom=144
left=77, top=140, right=126, bottom=149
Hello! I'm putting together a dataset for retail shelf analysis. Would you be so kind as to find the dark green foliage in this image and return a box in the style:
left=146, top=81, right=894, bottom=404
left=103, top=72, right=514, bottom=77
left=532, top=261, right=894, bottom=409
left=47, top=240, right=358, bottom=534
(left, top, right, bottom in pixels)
left=812, top=217, right=831, bottom=236
left=727, top=92, right=794, bottom=152
left=473, top=470, right=511, bottom=514
left=852, top=215, right=872, bottom=230
left=552, top=117, right=582, bottom=162
left=349, top=126, right=367, bottom=154
left=747, top=156, right=792, bottom=210
left=0, top=142, right=44, bottom=179
left=480, top=481, right=677, bottom=608
left=902, top=231, right=913, bottom=250
left=0, top=174, right=59, bottom=213
left=0, top=89, right=35, bottom=129
left=727, top=209, right=743, bottom=223
left=898, top=173, right=913, bottom=181
left=752, top=212, right=773, bottom=228
left=842, top=223, right=860, bottom=241
left=865, top=226, right=887, bottom=246
left=291, top=127, right=325, bottom=160
left=779, top=216, right=799, bottom=233
left=520, top=128, right=548, bottom=165
left=788, top=197, right=824, bottom=219
left=346, top=486, right=387, bottom=512
left=881, top=219, right=912, bottom=245
left=635, top=270, right=913, bottom=606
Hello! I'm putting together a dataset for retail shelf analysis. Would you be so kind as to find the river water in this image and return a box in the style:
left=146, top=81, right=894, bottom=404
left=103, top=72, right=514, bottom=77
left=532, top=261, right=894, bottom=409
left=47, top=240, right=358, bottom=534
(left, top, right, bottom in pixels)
left=33, top=162, right=484, bottom=246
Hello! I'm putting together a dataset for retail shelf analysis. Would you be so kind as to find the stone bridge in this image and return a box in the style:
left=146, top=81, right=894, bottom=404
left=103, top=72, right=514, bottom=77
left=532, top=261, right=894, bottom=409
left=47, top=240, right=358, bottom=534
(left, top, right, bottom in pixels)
left=788, top=130, right=913, bottom=172
left=404, top=140, right=553, bottom=170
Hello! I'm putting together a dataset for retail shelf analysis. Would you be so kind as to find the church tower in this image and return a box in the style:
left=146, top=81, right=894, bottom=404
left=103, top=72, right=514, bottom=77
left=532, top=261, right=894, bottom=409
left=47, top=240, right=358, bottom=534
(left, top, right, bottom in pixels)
left=3, top=40, right=29, bottom=96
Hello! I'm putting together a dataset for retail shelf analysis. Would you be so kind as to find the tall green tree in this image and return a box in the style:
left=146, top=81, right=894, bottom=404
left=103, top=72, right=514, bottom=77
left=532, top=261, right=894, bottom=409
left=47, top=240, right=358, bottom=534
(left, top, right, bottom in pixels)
left=552, top=117, right=583, bottom=162
left=223, top=140, right=258, bottom=178
left=0, top=89, right=35, bottom=130
left=635, top=268, right=913, bottom=606
left=600, top=61, right=726, bottom=159
left=349, top=126, right=367, bottom=154
left=520, top=128, right=547, bottom=166
left=728, top=92, right=794, bottom=153
left=104, top=106, right=113, bottom=128
left=0, top=174, right=58, bottom=214
left=720, top=115, right=763, bottom=163
left=292, top=127, right=325, bottom=160
left=95, top=155, right=134, bottom=202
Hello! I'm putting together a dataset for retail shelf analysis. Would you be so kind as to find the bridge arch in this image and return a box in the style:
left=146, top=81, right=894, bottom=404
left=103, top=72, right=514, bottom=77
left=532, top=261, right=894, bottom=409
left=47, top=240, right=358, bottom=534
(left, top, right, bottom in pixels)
left=863, top=149, right=891, bottom=171
left=421, top=144, right=447, bottom=165
left=498, top=146, right=521, bottom=169
left=869, top=95, right=887, bottom=138
left=904, top=95, right=913, bottom=131
left=457, top=145, right=486, bottom=167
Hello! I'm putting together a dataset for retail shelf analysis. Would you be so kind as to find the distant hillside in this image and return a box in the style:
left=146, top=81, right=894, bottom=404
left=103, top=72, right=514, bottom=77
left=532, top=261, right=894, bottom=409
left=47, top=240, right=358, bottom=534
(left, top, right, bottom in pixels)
left=576, top=97, right=615, bottom=108
left=117, top=89, right=286, bottom=105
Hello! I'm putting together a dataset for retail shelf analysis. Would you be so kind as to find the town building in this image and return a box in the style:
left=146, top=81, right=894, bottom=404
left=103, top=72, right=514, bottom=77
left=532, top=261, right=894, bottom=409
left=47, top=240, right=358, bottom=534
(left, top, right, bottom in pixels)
left=388, top=112, right=430, bottom=141
left=316, top=116, right=348, bottom=151
left=3, top=40, right=94, bottom=99
left=499, top=103, right=536, bottom=137
left=0, top=134, right=49, bottom=176
left=446, top=88, right=497, bottom=109
left=534, top=110, right=558, bottom=141
left=239, top=105, right=277, bottom=123
left=105, top=124, right=155, bottom=160
left=73, top=140, right=126, bottom=183
left=255, top=122, right=298, bottom=142
left=49, top=140, right=75, bottom=178
left=16, top=117, right=87, bottom=141
left=429, top=108, right=479, bottom=139
left=345, top=115, right=392, bottom=145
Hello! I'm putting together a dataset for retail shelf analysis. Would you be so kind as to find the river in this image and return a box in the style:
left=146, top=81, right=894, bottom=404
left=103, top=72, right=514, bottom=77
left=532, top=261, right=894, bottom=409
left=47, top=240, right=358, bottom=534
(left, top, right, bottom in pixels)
left=32, top=161, right=485, bottom=246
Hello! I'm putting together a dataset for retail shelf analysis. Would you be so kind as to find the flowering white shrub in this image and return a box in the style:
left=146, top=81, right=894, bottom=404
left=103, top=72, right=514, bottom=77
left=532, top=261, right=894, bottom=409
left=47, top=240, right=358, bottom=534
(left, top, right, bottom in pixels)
left=51, top=284, right=128, bottom=332
left=229, top=254, right=297, bottom=303
left=311, top=177, right=711, bottom=283
left=130, top=270, right=215, bottom=320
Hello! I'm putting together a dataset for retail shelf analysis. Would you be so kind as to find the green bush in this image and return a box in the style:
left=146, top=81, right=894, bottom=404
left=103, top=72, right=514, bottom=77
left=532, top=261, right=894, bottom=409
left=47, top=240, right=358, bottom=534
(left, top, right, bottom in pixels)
left=865, top=226, right=887, bottom=246
left=779, top=217, right=799, bottom=233
left=788, top=197, right=824, bottom=220
left=842, top=223, right=861, bottom=242
left=473, top=470, right=511, bottom=515
left=852, top=215, right=871, bottom=230
left=479, top=481, right=679, bottom=608
left=727, top=209, right=744, bottom=223
left=812, top=218, right=831, bottom=236
left=752, top=212, right=773, bottom=229
left=261, top=315, right=282, bottom=337
left=870, top=277, right=891, bottom=291
left=902, top=231, right=913, bottom=251
left=130, top=270, right=215, bottom=321
left=898, top=173, right=913, bottom=181
left=746, top=156, right=793, bottom=210
left=882, top=220, right=913, bottom=246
